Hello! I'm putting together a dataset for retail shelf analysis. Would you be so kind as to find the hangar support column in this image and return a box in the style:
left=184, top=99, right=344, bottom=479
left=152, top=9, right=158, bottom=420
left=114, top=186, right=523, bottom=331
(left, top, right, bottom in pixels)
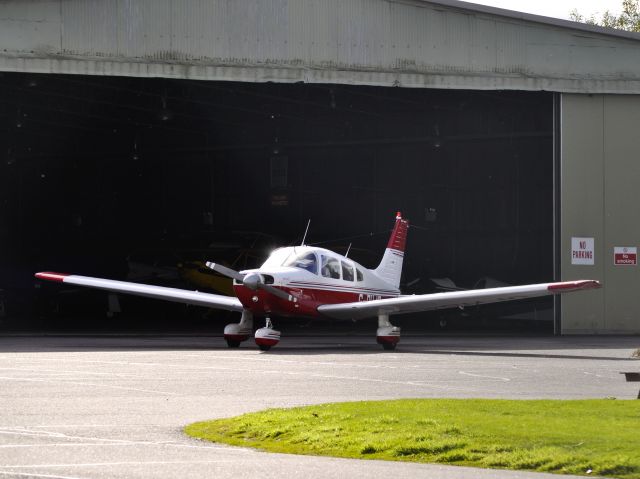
left=561, top=94, right=640, bottom=333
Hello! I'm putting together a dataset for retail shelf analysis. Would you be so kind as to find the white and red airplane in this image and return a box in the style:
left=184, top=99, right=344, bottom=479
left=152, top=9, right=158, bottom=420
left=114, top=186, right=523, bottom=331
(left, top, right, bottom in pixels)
left=35, top=212, right=600, bottom=351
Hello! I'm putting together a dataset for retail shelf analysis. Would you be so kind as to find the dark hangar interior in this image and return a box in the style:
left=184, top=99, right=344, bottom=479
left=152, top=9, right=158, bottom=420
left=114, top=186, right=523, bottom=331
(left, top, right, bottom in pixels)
left=0, top=72, right=554, bottom=331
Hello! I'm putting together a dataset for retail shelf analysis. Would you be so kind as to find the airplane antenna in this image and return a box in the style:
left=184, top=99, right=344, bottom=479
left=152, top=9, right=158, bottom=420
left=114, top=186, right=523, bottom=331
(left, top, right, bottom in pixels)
left=345, top=243, right=352, bottom=258
left=301, top=219, right=311, bottom=246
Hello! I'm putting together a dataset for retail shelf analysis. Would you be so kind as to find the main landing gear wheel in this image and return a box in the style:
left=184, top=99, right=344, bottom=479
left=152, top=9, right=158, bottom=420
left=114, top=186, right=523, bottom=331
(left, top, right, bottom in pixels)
left=223, top=310, right=253, bottom=349
left=258, top=344, right=272, bottom=351
left=377, top=314, right=400, bottom=351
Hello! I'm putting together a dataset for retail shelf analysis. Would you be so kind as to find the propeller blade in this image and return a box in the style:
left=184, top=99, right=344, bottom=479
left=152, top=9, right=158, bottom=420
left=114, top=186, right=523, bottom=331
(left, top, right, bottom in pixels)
left=205, top=262, right=245, bottom=281
left=259, top=283, right=298, bottom=303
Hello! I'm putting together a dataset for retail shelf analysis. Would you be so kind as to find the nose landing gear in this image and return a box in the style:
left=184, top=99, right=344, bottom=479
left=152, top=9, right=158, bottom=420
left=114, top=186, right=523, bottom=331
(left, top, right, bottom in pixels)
left=255, top=318, right=281, bottom=351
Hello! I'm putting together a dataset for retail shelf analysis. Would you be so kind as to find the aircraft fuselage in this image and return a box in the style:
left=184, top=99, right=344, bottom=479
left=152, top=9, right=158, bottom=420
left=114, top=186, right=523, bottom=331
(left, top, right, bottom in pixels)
left=232, top=246, right=400, bottom=318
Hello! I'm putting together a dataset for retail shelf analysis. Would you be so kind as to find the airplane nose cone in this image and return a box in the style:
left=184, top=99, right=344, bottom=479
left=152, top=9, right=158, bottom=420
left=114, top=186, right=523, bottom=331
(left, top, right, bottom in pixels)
left=243, top=272, right=261, bottom=290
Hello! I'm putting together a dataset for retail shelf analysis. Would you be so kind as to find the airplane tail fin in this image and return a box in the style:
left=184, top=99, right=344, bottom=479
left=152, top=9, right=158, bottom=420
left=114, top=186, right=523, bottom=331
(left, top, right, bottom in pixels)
left=375, top=212, right=409, bottom=289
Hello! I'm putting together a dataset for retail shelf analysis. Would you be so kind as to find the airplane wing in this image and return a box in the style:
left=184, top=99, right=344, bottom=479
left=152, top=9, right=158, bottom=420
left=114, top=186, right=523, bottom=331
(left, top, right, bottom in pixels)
left=317, top=280, right=601, bottom=320
left=35, top=272, right=244, bottom=312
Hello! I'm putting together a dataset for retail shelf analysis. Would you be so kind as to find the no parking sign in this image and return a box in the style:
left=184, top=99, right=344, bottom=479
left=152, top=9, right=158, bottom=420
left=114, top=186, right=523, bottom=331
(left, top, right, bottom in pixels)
left=571, top=237, right=594, bottom=265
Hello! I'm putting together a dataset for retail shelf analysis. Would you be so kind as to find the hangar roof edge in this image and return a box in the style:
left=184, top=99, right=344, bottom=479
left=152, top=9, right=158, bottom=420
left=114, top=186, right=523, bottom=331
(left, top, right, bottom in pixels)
left=404, top=0, right=640, bottom=42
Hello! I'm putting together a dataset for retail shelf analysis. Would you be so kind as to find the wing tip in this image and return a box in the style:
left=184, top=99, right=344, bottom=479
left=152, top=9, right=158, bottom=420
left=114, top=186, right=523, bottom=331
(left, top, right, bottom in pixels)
left=35, top=272, right=69, bottom=282
left=548, top=280, right=601, bottom=292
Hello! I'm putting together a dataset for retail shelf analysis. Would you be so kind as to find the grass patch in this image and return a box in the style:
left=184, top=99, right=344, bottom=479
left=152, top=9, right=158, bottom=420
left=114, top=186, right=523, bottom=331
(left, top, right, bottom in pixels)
left=185, top=399, right=640, bottom=478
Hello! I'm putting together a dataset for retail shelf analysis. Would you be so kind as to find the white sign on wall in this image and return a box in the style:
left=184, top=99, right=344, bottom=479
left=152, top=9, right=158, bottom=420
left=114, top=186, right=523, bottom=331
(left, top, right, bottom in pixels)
left=571, top=237, right=594, bottom=265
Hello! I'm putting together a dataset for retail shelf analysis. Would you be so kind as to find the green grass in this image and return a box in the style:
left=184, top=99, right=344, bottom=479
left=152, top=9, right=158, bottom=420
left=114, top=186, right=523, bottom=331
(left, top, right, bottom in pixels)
left=185, top=399, right=640, bottom=478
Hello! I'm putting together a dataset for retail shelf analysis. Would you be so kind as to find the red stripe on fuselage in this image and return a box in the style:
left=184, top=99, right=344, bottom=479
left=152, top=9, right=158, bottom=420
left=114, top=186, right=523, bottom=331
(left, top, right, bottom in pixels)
left=287, top=281, right=397, bottom=296
left=233, top=284, right=396, bottom=318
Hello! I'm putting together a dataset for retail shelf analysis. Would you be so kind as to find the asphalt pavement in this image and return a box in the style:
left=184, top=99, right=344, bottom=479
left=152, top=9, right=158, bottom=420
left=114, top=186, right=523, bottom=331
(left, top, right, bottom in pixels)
left=0, top=333, right=638, bottom=478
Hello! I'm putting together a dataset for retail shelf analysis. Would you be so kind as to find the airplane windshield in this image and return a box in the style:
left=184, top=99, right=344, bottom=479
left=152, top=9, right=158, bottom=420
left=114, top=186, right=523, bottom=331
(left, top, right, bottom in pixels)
left=283, top=251, right=318, bottom=275
left=261, top=248, right=292, bottom=269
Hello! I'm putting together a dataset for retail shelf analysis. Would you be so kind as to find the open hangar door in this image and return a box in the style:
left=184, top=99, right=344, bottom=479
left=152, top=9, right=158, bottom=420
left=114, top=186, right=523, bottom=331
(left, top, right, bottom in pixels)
left=0, top=72, right=554, bottom=332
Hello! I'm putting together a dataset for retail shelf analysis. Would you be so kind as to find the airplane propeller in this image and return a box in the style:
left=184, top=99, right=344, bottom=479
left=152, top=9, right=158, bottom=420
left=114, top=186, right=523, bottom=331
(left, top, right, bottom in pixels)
left=205, top=262, right=297, bottom=303
left=205, top=262, right=244, bottom=282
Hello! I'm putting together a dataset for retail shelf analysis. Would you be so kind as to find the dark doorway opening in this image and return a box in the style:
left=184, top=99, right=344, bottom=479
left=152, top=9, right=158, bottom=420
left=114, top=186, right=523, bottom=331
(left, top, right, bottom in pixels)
left=0, top=72, right=553, bottom=332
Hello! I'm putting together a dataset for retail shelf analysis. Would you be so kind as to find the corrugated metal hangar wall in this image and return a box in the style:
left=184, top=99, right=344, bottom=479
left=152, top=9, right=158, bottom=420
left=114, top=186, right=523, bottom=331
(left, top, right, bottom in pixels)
left=0, top=0, right=639, bottom=333
left=562, top=95, right=640, bottom=333
left=1, top=0, right=640, bottom=92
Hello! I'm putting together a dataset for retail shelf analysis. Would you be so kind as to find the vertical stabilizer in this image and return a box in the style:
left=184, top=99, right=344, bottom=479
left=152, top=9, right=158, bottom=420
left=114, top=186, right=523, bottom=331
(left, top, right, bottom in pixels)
left=375, top=212, right=409, bottom=289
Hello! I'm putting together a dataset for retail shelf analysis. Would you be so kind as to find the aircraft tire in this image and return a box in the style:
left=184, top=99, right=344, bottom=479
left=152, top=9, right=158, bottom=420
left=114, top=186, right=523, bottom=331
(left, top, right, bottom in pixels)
left=381, top=343, right=396, bottom=351
left=226, top=340, right=241, bottom=348
left=258, top=344, right=272, bottom=351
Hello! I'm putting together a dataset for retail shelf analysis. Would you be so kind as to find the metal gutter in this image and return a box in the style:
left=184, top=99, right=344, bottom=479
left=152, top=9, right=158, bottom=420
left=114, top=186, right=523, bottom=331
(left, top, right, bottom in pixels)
left=395, top=0, right=640, bottom=42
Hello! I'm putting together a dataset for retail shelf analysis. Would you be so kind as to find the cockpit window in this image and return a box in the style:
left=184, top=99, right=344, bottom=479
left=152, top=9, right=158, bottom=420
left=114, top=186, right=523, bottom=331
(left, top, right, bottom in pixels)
left=341, top=261, right=354, bottom=281
left=283, top=251, right=317, bottom=274
left=321, top=255, right=341, bottom=279
left=356, top=268, right=364, bottom=281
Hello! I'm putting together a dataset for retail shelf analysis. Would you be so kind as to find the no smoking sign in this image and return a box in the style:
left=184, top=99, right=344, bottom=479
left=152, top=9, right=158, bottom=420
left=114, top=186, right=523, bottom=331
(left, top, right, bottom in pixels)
left=614, top=247, right=637, bottom=266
